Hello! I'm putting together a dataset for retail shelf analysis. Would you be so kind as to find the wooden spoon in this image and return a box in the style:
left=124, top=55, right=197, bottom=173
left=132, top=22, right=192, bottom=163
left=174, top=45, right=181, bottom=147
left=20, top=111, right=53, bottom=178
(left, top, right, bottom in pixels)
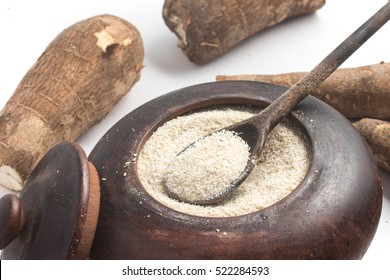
left=164, top=1, right=390, bottom=205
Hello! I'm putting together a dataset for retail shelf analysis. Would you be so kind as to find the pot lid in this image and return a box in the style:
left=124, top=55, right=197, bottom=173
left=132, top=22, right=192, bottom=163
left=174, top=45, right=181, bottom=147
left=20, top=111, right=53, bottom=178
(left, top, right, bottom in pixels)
left=0, top=142, right=100, bottom=259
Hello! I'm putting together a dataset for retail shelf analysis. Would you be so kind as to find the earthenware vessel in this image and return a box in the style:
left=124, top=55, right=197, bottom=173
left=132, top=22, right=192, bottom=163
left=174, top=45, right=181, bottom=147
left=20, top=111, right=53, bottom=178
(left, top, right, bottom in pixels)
left=88, top=81, right=382, bottom=259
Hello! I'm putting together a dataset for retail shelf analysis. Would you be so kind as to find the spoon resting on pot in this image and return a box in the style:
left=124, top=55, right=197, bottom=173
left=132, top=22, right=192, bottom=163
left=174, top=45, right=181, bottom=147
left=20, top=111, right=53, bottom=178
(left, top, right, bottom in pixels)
left=163, top=1, right=390, bottom=206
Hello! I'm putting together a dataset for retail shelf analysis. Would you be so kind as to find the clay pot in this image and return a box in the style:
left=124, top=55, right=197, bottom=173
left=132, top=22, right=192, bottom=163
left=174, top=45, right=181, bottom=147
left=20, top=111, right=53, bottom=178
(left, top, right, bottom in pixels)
left=88, top=81, right=382, bottom=259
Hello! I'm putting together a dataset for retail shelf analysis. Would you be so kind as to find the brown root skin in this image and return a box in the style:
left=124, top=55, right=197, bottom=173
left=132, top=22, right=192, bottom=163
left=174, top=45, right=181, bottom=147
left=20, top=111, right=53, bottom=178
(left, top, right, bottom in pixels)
left=217, top=62, right=390, bottom=119
left=163, top=0, right=325, bottom=64
left=353, top=118, right=390, bottom=173
left=0, top=14, right=144, bottom=191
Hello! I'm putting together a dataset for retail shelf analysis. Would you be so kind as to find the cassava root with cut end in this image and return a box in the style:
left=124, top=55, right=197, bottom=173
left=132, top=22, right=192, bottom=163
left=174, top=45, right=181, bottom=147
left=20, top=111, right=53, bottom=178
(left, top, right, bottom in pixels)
left=217, top=62, right=390, bottom=118
left=163, top=0, right=325, bottom=64
left=353, top=118, right=390, bottom=173
left=0, top=14, right=144, bottom=191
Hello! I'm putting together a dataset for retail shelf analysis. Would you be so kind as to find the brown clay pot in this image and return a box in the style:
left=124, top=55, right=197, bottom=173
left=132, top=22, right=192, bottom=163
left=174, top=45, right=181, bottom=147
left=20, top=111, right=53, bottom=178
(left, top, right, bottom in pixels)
left=88, top=81, right=382, bottom=259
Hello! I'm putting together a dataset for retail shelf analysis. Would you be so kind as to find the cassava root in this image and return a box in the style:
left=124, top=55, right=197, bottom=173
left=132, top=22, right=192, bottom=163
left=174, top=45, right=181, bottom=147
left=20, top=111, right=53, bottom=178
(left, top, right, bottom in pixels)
left=0, top=14, right=144, bottom=191
left=163, top=0, right=325, bottom=64
left=217, top=62, right=390, bottom=118
left=353, top=118, right=390, bottom=172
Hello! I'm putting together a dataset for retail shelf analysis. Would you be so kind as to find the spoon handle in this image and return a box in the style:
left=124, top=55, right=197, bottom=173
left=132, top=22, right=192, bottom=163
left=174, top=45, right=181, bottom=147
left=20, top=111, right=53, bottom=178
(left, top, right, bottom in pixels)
left=258, top=1, right=390, bottom=131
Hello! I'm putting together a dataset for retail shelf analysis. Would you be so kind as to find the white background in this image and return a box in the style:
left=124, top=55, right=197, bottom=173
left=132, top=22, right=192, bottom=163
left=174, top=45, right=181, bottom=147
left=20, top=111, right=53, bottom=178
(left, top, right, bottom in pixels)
left=0, top=0, right=389, bottom=265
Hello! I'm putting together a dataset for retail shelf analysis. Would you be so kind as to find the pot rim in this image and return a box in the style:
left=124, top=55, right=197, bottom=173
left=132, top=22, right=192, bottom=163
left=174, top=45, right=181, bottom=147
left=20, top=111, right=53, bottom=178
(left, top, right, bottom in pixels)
left=133, top=87, right=313, bottom=220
